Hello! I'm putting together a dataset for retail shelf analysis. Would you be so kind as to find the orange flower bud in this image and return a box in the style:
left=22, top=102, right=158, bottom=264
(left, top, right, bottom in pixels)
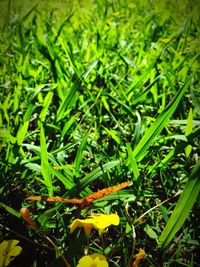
left=20, top=208, right=37, bottom=229
left=132, top=249, right=145, bottom=267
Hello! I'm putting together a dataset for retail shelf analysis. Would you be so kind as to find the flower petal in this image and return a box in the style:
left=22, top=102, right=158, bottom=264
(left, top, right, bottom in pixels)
left=70, top=214, right=120, bottom=233
left=77, top=254, right=109, bottom=267
left=92, top=253, right=109, bottom=267
left=90, top=214, right=120, bottom=230
left=7, top=240, right=20, bottom=250
left=0, top=240, right=8, bottom=251
left=9, top=246, right=22, bottom=256
left=70, top=218, right=94, bottom=233
left=0, top=240, right=22, bottom=267
left=0, top=255, right=10, bottom=267
left=77, top=255, right=94, bottom=266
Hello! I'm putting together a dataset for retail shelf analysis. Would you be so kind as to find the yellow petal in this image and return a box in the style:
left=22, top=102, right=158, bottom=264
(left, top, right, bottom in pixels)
left=92, top=254, right=108, bottom=267
left=0, top=240, right=20, bottom=253
left=77, top=255, right=93, bottom=266
left=7, top=240, right=20, bottom=251
left=77, top=254, right=108, bottom=267
left=70, top=218, right=94, bottom=233
left=70, top=214, right=120, bottom=233
left=0, top=255, right=10, bottom=267
left=90, top=214, right=120, bottom=230
left=9, top=245, right=22, bottom=256
left=0, top=240, right=22, bottom=267
left=0, top=240, right=8, bottom=251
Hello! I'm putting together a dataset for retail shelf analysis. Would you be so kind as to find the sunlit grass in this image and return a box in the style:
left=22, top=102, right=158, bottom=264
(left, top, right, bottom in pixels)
left=0, top=0, right=200, bottom=266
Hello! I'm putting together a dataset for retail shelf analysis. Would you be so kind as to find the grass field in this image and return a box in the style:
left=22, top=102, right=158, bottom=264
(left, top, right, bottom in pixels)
left=0, top=0, right=200, bottom=266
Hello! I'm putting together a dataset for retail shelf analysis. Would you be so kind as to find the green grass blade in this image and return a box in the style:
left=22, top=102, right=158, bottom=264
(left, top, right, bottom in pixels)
left=19, top=3, right=39, bottom=23
left=16, top=121, right=29, bottom=146
left=185, top=108, right=193, bottom=158
left=61, top=113, right=79, bottom=138
left=56, top=77, right=80, bottom=122
left=185, top=108, right=193, bottom=136
left=40, top=124, right=53, bottom=195
left=75, top=160, right=120, bottom=192
left=16, top=91, right=39, bottom=146
left=103, top=127, right=121, bottom=145
left=132, top=77, right=191, bottom=161
left=73, top=127, right=91, bottom=178
left=131, top=75, right=161, bottom=106
left=126, top=65, right=154, bottom=98
left=2, top=92, right=12, bottom=124
left=53, top=9, right=76, bottom=44
left=94, top=191, right=135, bottom=204
left=126, top=143, right=140, bottom=180
left=51, top=167, right=73, bottom=190
left=158, top=159, right=200, bottom=249
left=39, top=91, right=54, bottom=122
left=0, top=202, right=21, bottom=218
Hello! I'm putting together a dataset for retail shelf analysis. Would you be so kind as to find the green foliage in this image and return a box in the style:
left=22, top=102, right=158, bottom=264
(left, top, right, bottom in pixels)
left=158, top=159, right=200, bottom=249
left=0, top=0, right=200, bottom=266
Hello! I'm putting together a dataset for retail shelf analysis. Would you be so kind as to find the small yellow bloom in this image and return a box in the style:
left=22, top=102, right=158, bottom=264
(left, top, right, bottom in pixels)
left=77, top=253, right=108, bottom=267
left=70, top=214, right=120, bottom=235
left=0, top=240, right=22, bottom=267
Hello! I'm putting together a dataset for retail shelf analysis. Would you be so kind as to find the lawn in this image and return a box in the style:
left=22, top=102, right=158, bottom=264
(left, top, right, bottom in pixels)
left=0, top=0, right=200, bottom=266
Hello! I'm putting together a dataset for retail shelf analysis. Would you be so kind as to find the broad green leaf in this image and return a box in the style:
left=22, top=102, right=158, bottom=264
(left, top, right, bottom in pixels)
left=158, top=159, right=200, bottom=249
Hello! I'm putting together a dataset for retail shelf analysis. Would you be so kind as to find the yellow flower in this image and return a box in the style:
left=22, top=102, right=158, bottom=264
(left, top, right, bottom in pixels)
left=0, top=240, right=22, bottom=267
left=89, top=214, right=120, bottom=230
left=70, top=214, right=120, bottom=235
left=77, top=253, right=108, bottom=267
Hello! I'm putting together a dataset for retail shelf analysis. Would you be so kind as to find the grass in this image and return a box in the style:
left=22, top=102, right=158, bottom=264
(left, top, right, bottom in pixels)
left=0, top=0, right=200, bottom=266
